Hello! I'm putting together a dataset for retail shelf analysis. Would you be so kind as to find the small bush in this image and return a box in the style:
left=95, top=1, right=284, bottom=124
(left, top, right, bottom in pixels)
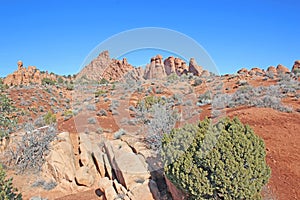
left=96, top=109, right=107, bottom=116
left=0, top=164, right=22, bottom=199
left=32, top=179, right=57, bottom=191
left=193, top=78, right=203, bottom=86
left=95, top=90, right=107, bottom=97
left=146, top=103, right=179, bottom=151
left=6, top=125, right=57, bottom=173
left=137, top=96, right=165, bottom=110
left=87, top=117, right=97, bottom=124
left=63, top=110, right=73, bottom=121
left=86, top=104, right=96, bottom=111
left=114, top=129, right=126, bottom=139
left=43, top=111, right=56, bottom=125
left=42, top=78, right=56, bottom=86
left=99, top=78, right=109, bottom=85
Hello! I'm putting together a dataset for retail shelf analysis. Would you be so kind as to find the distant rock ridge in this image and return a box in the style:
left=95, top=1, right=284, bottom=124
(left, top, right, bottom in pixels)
left=78, top=50, right=207, bottom=81
left=237, top=63, right=296, bottom=76
left=3, top=60, right=69, bottom=86
left=3, top=51, right=298, bottom=85
left=76, top=50, right=135, bottom=82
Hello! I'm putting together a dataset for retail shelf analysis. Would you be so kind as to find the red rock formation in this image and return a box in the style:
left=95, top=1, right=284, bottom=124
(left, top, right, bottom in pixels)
left=248, top=67, right=265, bottom=76
left=292, top=60, right=300, bottom=73
left=3, top=61, right=69, bottom=86
left=276, top=64, right=290, bottom=74
left=237, top=68, right=248, bottom=74
left=144, top=55, right=167, bottom=79
left=164, top=56, right=176, bottom=75
left=77, top=51, right=134, bottom=82
left=189, top=58, right=203, bottom=76
left=266, top=66, right=277, bottom=74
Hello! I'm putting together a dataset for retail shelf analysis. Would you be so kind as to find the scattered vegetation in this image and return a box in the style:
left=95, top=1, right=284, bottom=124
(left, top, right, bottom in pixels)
left=162, top=117, right=271, bottom=200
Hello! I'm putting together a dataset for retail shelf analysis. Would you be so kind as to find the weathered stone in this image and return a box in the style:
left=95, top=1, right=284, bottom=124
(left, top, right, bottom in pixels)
left=75, top=166, right=95, bottom=187
left=130, top=179, right=160, bottom=200
left=93, top=151, right=106, bottom=177
left=99, top=177, right=118, bottom=200
left=42, top=132, right=76, bottom=182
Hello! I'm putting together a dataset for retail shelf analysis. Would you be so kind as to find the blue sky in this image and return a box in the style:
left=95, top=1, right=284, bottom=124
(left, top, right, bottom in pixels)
left=0, top=0, right=299, bottom=77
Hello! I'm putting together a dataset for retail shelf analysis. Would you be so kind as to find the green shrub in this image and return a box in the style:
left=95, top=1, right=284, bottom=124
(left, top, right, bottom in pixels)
left=99, top=78, right=109, bottom=85
left=66, top=83, right=74, bottom=90
left=42, top=78, right=56, bottom=86
left=43, top=111, right=56, bottom=125
left=57, top=77, right=64, bottom=84
left=137, top=95, right=165, bottom=110
left=95, top=90, right=107, bottom=97
left=162, top=117, right=271, bottom=200
left=0, top=164, right=22, bottom=199
left=0, top=95, right=17, bottom=140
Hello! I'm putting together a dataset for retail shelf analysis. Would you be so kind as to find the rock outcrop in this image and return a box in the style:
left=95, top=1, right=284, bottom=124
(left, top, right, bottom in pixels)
left=144, top=55, right=167, bottom=79
left=42, top=131, right=160, bottom=200
left=188, top=58, right=203, bottom=76
left=266, top=66, right=277, bottom=75
left=77, top=51, right=134, bottom=82
left=276, top=64, right=290, bottom=74
left=3, top=60, right=69, bottom=86
left=292, top=60, right=300, bottom=73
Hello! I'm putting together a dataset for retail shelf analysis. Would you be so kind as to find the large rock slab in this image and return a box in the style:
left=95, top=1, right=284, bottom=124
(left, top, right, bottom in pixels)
left=104, top=140, right=151, bottom=190
left=42, top=132, right=76, bottom=182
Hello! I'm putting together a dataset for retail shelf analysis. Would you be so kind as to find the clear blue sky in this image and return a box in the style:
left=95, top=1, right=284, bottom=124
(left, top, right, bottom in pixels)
left=1, top=0, right=299, bottom=77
